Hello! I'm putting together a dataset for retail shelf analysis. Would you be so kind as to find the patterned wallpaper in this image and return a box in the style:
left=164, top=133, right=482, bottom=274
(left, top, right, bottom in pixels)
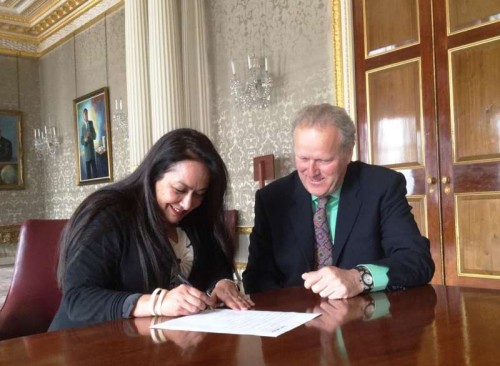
left=206, top=0, right=334, bottom=226
left=0, top=1, right=335, bottom=233
left=0, top=9, right=128, bottom=226
left=0, top=56, right=45, bottom=225
left=39, top=9, right=130, bottom=220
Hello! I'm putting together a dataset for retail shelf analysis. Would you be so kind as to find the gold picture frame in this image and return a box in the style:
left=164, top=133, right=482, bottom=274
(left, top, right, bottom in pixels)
left=73, top=87, right=113, bottom=185
left=0, top=110, right=24, bottom=190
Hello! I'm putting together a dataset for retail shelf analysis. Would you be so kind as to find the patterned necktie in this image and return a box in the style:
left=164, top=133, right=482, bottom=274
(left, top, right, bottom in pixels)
left=314, top=196, right=333, bottom=268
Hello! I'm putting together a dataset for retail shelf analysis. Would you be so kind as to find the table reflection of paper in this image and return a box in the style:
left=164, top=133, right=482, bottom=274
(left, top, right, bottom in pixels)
left=152, top=309, right=320, bottom=337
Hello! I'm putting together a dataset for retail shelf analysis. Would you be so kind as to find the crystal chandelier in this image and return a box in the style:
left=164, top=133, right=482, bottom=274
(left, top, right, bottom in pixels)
left=230, top=55, right=273, bottom=109
left=33, top=126, right=60, bottom=159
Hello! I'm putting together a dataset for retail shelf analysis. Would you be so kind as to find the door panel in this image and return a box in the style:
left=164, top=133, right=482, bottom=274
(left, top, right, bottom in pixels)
left=353, top=0, right=442, bottom=284
left=448, top=0, right=500, bottom=33
left=367, top=59, right=423, bottom=167
left=354, top=0, right=500, bottom=289
left=455, top=194, right=500, bottom=278
left=435, top=0, right=500, bottom=289
left=364, top=0, right=419, bottom=57
left=450, top=37, right=500, bottom=162
left=408, top=196, right=428, bottom=238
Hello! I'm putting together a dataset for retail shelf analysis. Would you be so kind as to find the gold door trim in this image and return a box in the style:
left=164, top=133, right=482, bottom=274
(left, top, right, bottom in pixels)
left=332, top=0, right=344, bottom=108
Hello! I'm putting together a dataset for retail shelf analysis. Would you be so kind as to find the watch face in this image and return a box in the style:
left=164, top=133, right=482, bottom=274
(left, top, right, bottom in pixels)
left=363, top=273, right=373, bottom=286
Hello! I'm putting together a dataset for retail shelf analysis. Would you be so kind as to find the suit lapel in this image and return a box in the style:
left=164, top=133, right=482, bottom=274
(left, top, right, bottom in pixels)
left=287, top=173, right=315, bottom=271
left=332, top=163, right=361, bottom=265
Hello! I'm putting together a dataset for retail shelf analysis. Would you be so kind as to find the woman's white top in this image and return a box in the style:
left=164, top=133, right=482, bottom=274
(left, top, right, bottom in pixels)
left=169, top=227, right=193, bottom=277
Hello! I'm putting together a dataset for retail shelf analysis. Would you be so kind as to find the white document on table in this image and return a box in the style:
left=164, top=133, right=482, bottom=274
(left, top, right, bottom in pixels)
left=151, top=309, right=320, bottom=337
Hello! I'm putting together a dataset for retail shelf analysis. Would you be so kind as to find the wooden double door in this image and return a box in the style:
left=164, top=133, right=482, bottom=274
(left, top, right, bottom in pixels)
left=352, top=0, right=500, bottom=289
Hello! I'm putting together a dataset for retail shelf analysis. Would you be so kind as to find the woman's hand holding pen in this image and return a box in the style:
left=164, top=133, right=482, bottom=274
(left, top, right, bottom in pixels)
left=132, top=285, right=213, bottom=318
left=159, top=285, right=215, bottom=316
left=208, top=279, right=255, bottom=310
left=178, top=273, right=253, bottom=311
left=133, top=276, right=254, bottom=318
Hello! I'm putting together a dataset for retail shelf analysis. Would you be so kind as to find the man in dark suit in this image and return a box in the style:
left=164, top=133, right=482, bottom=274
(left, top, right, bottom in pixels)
left=243, top=104, right=434, bottom=299
left=80, top=108, right=97, bottom=179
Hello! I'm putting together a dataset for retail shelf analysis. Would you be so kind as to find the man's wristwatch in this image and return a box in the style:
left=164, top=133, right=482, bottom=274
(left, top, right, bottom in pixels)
left=355, top=266, right=374, bottom=293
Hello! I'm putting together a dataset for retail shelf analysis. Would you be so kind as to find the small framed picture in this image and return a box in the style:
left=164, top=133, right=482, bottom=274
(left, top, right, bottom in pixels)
left=73, top=87, right=113, bottom=185
left=0, top=110, right=24, bottom=190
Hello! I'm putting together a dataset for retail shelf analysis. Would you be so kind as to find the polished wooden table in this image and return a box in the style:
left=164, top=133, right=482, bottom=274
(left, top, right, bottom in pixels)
left=0, top=285, right=499, bottom=365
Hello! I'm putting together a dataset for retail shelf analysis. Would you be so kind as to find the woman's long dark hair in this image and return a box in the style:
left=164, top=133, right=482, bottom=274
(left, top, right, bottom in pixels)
left=57, top=128, right=232, bottom=290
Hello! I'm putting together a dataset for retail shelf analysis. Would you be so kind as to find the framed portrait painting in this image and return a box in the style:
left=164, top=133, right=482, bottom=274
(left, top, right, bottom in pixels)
left=0, top=110, right=24, bottom=190
left=73, top=87, right=113, bottom=185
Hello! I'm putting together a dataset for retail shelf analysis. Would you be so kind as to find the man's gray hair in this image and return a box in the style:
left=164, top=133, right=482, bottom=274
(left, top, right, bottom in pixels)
left=292, top=103, right=356, bottom=154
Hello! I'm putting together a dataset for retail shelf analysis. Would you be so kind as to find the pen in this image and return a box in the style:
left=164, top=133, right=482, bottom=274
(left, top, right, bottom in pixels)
left=176, top=273, right=214, bottom=309
left=176, top=273, right=193, bottom=287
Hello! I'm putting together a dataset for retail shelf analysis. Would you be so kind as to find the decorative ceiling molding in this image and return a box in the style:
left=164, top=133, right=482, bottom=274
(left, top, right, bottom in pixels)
left=0, top=0, right=122, bottom=58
